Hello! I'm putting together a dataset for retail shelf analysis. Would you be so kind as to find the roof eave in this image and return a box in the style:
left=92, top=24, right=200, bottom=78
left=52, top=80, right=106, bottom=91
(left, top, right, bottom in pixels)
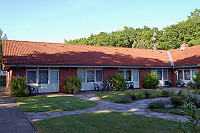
left=3, top=64, right=172, bottom=69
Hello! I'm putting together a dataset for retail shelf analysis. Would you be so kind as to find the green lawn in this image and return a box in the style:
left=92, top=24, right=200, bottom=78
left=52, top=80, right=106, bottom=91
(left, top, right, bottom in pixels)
left=14, top=95, right=98, bottom=112
left=34, top=111, right=180, bottom=133
left=151, top=108, right=200, bottom=118
left=95, top=90, right=164, bottom=103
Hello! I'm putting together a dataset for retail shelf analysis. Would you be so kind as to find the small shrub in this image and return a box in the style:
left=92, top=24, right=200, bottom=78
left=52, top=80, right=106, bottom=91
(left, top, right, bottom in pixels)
left=187, top=81, right=194, bottom=88
left=148, top=100, right=166, bottom=109
left=194, top=99, right=200, bottom=108
left=170, top=96, right=184, bottom=108
left=119, top=95, right=132, bottom=104
left=162, top=90, right=174, bottom=97
left=10, top=76, right=28, bottom=97
left=188, top=72, right=200, bottom=90
left=180, top=93, right=198, bottom=105
left=187, top=95, right=198, bottom=104
left=144, top=91, right=151, bottom=98
left=143, top=73, right=159, bottom=89
left=137, top=94, right=143, bottom=99
left=64, top=75, right=82, bottom=94
left=109, top=72, right=128, bottom=91
left=178, top=102, right=200, bottom=133
left=125, top=93, right=137, bottom=100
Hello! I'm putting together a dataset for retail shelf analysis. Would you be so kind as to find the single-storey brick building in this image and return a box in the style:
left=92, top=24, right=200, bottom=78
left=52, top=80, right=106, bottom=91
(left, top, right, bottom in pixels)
left=2, top=40, right=200, bottom=93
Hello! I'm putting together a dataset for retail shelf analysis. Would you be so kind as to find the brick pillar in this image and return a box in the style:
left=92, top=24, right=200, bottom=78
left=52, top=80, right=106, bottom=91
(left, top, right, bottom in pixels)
left=6, top=67, right=17, bottom=92
left=19, top=67, right=26, bottom=77
left=59, top=67, right=77, bottom=93
left=174, top=69, right=178, bottom=87
left=103, top=68, right=118, bottom=81
left=139, top=68, right=151, bottom=88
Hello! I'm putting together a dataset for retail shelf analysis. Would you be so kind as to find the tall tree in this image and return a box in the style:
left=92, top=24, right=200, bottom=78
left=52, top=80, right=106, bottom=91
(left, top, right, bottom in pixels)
left=0, top=29, right=8, bottom=69
left=65, top=9, right=200, bottom=50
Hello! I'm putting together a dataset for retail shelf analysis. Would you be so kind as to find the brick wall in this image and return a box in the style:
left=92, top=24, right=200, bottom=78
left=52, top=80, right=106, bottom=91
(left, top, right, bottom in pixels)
left=59, top=67, right=77, bottom=93
left=103, top=68, right=118, bottom=80
left=174, top=69, right=178, bottom=87
left=19, top=67, right=26, bottom=77
left=6, top=67, right=26, bottom=92
left=139, top=68, right=151, bottom=88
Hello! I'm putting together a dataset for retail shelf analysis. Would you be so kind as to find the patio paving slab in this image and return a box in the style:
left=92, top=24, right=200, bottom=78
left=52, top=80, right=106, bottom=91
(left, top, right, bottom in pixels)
left=26, top=91, right=189, bottom=123
left=0, top=87, right=36, bottom=133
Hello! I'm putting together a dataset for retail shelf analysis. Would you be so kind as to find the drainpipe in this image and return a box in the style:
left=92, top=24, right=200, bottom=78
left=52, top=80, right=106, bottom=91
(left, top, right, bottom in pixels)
left=172, top=66, right=175, bottom=87
left=17, top=65, right=19, bottom=78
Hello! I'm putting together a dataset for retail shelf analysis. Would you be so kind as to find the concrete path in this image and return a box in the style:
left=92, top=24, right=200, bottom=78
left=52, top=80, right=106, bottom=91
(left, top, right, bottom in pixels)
left=0, top=87, right=36, bottom=133
left=26, top=92, right=188, bottom=123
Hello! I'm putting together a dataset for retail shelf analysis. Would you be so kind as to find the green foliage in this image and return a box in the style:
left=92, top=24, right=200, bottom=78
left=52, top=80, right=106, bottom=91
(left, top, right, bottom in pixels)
left=178, top=102, right=200, bottom=133
left=143, top=73, right=159, bottom=89
left=64, top=75, right=82, bottom=94
left=181, top=93, right=200, bottom=108
left=148, top=100, right=166, bottom=109
left=66, top=9, right=200, bottom=50
left=188, top=72, right=200, bottom=90
left=10, top=76, right=28, bottom=97
left=0, top=75, right=6, bottom=86
left=162, top=90, right=175, bottom=97
left=119, top=95, right=132, bottom=104
left=109, top=72, right=128, bottom=91
left=125, top=92, right=137, bottom=100
left=170, top=96, right=184, bottom=108
left=143, top=91, right=151, bottom=98
left=0, top=28, right=7, bottom=69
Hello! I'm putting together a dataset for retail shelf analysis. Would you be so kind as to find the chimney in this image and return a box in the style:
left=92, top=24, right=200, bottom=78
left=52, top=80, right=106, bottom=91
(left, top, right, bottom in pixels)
left=180, top=43, right=188, bottom=50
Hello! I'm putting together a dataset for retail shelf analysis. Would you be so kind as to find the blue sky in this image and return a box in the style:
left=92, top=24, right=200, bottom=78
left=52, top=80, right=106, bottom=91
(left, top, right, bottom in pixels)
left=1, top=0, right=199, bottom=43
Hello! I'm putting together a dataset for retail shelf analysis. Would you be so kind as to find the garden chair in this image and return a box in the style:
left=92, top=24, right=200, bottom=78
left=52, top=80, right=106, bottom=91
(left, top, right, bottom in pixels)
left=127, top=82, right=134, bottom=90
left=28, top=85, right=38, bottom=96
left=93, top=83, right=100, bottom=91
left=165, top=80, right=172, bottom=88
left=176, top=80, right=185, bottom=87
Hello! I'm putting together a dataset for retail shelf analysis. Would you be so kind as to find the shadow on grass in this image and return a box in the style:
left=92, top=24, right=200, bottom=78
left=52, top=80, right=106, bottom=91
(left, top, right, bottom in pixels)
left=14, top=95, right=98, bottom=112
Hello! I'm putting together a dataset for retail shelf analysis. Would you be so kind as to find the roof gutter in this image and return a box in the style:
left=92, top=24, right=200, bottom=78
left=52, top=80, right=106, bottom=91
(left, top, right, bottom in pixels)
left=173, top=64, right=200, bottom=69
left=3, top=64, right=172, bottom=69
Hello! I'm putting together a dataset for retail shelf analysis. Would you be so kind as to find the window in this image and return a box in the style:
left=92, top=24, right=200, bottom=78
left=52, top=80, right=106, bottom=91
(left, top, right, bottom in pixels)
left=78, top=70, right=85, bottom=82
left=163, top=70, right=168, bottom=80
left=96, top=70, right=103, bottom=81
left=192, top=69, right=198, bottom=78
left=27, top=71, right=36, bottom=84
left=151, top=69, right=156, bottom=74
left=39, top=70, right=48, bottom=84
left=118, top=70, right=124, bottom=76
left=50, top=71, right=58, bottom=83
left=87, top=70, right=94, bottom=82
left=151, top=69, right=168, bottom=81
left=133, top=70, right=138, bottom=81
left=184, top=70, right=190, bottom=80
left=125, top=70, right=131, bottom=81
left=178, top=70, right=183, bottom=80
left=157, top=69, right=162, bottom=80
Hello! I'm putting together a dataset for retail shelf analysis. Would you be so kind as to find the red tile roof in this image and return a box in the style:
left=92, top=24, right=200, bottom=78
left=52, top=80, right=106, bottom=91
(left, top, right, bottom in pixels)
left=169, top=45, right=200, bottom=66
left=2, top=40, right=172, bottom=70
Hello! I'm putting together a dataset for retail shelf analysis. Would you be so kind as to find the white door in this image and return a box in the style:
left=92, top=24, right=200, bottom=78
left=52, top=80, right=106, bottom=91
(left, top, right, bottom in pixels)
left=77, top=70, right=86, bottom=90
left=49, top=70, right=59, bottom=92
left=132, top=70, right=139, bottom=88
left=38, top=70, right=49, bottom=93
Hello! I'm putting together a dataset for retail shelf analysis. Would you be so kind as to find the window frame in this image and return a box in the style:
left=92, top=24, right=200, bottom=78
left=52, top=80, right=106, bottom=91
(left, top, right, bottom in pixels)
left=125, top=70, right=132, bottom=81
left=38, top=69, right=49, bottom=84
left=26, top=70, right=37, bottom=84
left=177, top=69, right=199, bottom=81
left=151, top=69, right=168, bottom=81
left=95, top=69, right=103, bottom=82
